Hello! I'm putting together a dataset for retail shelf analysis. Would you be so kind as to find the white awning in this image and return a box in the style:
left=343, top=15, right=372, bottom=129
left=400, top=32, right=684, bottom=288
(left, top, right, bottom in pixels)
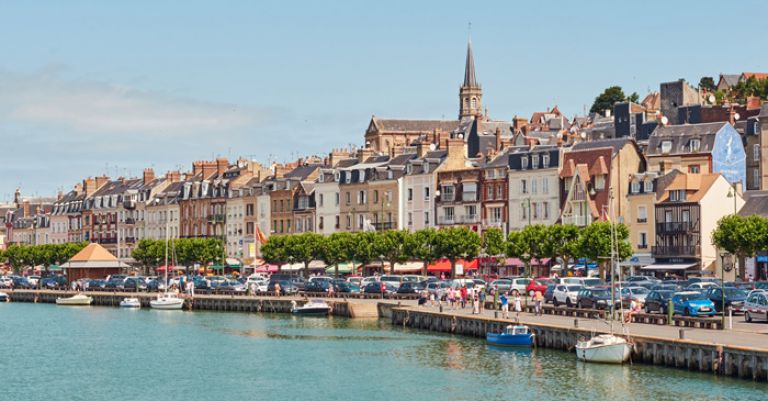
left=640, top=263, right=697, bottom=271
left=393, top=262, right=423, bottom=273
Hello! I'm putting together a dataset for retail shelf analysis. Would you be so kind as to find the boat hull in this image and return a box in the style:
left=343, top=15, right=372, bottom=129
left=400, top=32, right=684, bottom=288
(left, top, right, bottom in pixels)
left=292, top=307, right=331, bottom=316
left=0, top=292, right=8, bottom=302
left=576, top=342, right=631, bottom=364
left=120, top=299, right=141, bottom=308
left=150, top=300, right=184, bottom=310
left=56, top=295, right=93, bottom=306
left=486, top=332, right=535, bottom=347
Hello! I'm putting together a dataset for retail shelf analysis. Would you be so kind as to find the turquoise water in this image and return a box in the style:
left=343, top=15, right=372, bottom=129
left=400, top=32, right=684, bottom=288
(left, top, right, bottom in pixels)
left=0, top=303, right=765, bottom=401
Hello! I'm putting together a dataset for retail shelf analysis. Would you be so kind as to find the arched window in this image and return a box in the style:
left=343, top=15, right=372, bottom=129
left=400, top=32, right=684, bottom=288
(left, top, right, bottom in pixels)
left=471, top=97, right=477, bottom=109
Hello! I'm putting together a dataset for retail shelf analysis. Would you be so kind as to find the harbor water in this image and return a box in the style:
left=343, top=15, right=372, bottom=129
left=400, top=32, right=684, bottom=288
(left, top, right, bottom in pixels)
left=0, top=303, right=764, bottom=401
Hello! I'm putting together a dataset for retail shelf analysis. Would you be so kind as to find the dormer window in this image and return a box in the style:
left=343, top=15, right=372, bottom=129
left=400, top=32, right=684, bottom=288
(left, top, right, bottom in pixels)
left=644, top=180, right=653, bottom=192
left=334, top=172, right=340, bottom=182
left=521, top=156, right=529, bottom=170
left=487, top=170, right=495, bottom=179
left=424, top=164, right=429, bottom=174
left=387, top=170, right=393, bottom=180
left=631, top=181, right=640, bottom=194
left=594, top=174, right=606, bottom=190
left=661, top=141, right=673, bottom=154
left=532, top=155, right=539, bottom=169
left=359, top=170, right=366, bottom=183
left=345, top=173, right=351, bottom=184
left=690, top=139, right=701, bottom=152
left=406, top=164, right=412, bottom=174
left=542, top=154, right=550, bottom=168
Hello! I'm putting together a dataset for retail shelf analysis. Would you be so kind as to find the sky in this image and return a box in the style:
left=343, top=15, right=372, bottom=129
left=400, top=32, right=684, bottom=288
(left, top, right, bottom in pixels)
left=1, top=0, right=766, bottom=199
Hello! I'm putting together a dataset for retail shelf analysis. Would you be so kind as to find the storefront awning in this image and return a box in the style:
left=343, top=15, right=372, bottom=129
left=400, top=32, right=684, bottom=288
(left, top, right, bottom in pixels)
left=640, top=263, right=697, bottom=271
left=325, top=262, right=355, bottom=274
left=393, top=262, right=424, bottom=273
left=427, top=258, right=478, bottom=273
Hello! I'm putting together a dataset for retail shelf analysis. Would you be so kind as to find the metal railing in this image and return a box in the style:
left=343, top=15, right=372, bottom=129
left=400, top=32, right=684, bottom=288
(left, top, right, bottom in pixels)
left=652, top=245, right=700, bottom=257
left=656, top=222, right=691, bottom=233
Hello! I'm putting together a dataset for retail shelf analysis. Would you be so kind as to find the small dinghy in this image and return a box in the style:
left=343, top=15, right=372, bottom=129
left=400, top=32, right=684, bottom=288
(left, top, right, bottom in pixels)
left=119, top=297, right=141, bottom=308
left=576, top=334, right=632, bottom=364
left=56, top=293, right=93, bottom=306
left=486, top=325, right=535, bottom=347
left=0, top=292, right=8, bottom=302
left=291, top=299, right=331, bottom=316
left=150, top=292, right=184, bottom=310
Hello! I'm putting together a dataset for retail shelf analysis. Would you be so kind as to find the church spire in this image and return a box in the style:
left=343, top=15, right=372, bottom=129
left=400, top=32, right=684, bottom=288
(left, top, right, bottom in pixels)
left=463, top=38, right=477, bottom=88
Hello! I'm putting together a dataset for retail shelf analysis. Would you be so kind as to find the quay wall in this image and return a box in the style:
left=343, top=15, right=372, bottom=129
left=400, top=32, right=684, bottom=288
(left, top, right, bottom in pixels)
left=391, top=307, right=768, bottom=382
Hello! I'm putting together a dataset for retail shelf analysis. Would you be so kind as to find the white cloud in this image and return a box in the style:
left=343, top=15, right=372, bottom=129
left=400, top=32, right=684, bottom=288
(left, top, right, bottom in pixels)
left=0, top=69, right=276, bottom=136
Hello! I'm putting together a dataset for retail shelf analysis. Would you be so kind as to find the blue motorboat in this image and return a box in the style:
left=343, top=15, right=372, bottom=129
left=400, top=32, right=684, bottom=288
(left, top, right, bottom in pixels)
left=486, top=325, right=535, bottom=347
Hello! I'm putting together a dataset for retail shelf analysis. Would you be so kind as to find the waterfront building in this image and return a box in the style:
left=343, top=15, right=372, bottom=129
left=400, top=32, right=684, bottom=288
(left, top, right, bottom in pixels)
left=436, top=137, right=481, bottom=231
left=649, top=171, right=743, bottom=277
left=403, top=147, right=447, bottom=231
left=292, top=182, right=316, bottom=233
left=266, top=163, right=321, bottom=235
left=225, top=189, right=245, bottom=258
left=83, top=177, right=144, bottom=260
left=338, top=151, right=389, bottom=232
left=480, top=148, right=511, bottom=234
left=646, top=121, right=746, bottom=185
left=133, top=169, right=172, bottom=246
left=738, top=190, right=768, bottom=280
left=757, top=105, right=768, bottom=190
left=145, top=175, right=183, bottom=241
left=743, top=115, right=761, bottom=190
left=50, top=187, right=86, bottom=244
left=507, top=145, right=560, bottom=231
left=624, top=171, right=660, bottom=273
left=559, top=138, right=644, bottom=226
left=179, top=159, right=230, bottom=239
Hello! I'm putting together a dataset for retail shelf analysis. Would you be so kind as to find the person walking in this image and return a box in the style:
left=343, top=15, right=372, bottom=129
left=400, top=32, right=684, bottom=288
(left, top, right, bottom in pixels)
left=513, top=291, right=523, bottom=321
left=500, top=292, right=509, bottom=319
left=533, top=289, right=544, bottom=316
left=188, top=279, right=195, bottom=298
left=274, top=282, right=281, bottom=298
left=447, top=288, right=456, bottom=310
left=460, top=286, right=467, bottom=309
left=479, top=289, right=486, bottom=313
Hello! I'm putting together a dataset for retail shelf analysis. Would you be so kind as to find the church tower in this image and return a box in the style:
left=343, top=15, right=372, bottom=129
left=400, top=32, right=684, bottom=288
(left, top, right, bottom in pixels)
left=459, top=38, right=483, bottom=119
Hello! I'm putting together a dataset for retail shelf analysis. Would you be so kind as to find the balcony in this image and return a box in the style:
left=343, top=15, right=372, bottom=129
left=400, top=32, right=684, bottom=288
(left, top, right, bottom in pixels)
left=561, top=215, right=589, bottom=226
left=372, top=222, right=394, bottom=231
left=438, top=215, right=480, bottom=225
left=656, top=222, right=692, bottom=233
left=482, top=219, right=504, bottom=227
left=652, top=245, right=700, bottom=258
left=125, top=237, right=136, bottom=243
left=207, top=214, right=226, bottom=224
left=637, top=218, right=647, bottom=223
left=123, top=200, right=136, bottom=209
left=124, top=218, right=136, bottom=225
left=637, top=243, right=648, bottom=249
left=97, top=238, right=117, bottom=245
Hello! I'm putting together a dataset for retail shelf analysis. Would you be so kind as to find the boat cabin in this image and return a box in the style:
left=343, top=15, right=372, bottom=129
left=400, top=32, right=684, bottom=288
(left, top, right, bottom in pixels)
left=505, top=325, right=529, bottom=335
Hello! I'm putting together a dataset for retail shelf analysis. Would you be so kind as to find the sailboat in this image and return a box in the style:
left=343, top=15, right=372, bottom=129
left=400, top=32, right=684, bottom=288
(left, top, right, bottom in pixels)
left=575, top=189, right=632, bottom=364
left=150, top=213, right=184, bottom=310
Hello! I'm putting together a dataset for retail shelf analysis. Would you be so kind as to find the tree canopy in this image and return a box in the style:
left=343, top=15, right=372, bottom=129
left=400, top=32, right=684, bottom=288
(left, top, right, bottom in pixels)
left=589, top=86, right=638, bottom=114
left=578, top=221, right=632, bottom=280
left=698, top=76, right=716, bottom=92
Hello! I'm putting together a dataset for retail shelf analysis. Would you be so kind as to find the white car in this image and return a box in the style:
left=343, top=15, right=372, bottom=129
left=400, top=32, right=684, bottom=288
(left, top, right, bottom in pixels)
left=360, top=276, right=379, bottom=287
left=246, top=278, right=269, bottom=292
left=0, top=276, right=12, bottom=288
left=27, top=275, right=41, bottom=288
left=380, top=275, right=403, bottom=289
left=506, top=277, right=532, bottom=294
left=744, top=291, right=768, bottom=322
left=685, top=282, right=719, bottom=291
left=308, top=276, right=333, bottom=283
left=553, top=284, right=584, bottom=307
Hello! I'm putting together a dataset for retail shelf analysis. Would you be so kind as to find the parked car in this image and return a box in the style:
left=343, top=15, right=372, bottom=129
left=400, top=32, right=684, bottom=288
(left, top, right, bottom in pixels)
left=504, top=277, right=532, bottom=294
left=397, top=281, right=426, bottom=294
left=744, top=291, right=768, bottom=322
left=560, top=277, right=603, bottom=288
left=472, top=279, right=487, bottom=292
left=305, top=280, right=332, bottom=293
left=380, top=275, right=403, bottom=289
left=672, top=291, right=716, bottom=317
left=333, top=281, right=360, bottom=293
left=705, top=287, right=747, bottom=313
left=755, top=281, right=768, bottom=290
left=0, top=276, right=13, bottom=288
left=363, top=282, right=396, bottom=294
left=290, top=277, right=306, bottom=290
left=576, top=287, right=612, bottom=309
left=104, top=276, right=126, bottom=289
left=247, top=279, right=269, bottom=292
left=552, top=284, right=583, bottom=307
left=619, top=286, right=650, bottom=304
left=26, top=275, right=41, bottom=288
left=40, top=275, right=67, bottom=289
left=402, top=275, right=426, bottom=283
left=543, top=284, right=557, bottom=304
left=644, top=290, right=675, bottom=314
left=216, top=279, right=246, bottom=293
left=267, top=279, right=299, bottom=295
left=526, top=278, right=552, bottom=297
left=308, top=276, right=333, bottom=283
left=487, top=279, right=513, bottom=294
left=685, top=282, right=720, bottom=291
left=360, top=276, right=379, bottom=287
left=426, top=281, right=451, bottom=299
left=88, top=279, right=108, bottom=290
left=123, top=277, right=148, bottom=291
left=652, top=283, right=682, bottom=292
left=11, top=276, right=33, bottom=289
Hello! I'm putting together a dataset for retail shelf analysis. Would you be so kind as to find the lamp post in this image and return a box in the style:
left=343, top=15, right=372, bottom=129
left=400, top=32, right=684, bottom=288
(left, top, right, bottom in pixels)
left=434, top=189, right=441, bottom=226
left=720, top=252, right=732, bottom=329
left=726, top=186, right=739, bottom=278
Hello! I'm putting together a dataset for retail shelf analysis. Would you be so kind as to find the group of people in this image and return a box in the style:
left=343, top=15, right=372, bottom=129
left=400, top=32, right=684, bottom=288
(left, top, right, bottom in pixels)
left=418, top=284, right=548, bottom=322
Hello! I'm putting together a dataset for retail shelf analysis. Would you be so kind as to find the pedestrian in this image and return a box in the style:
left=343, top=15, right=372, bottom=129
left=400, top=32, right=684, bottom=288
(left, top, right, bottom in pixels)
left=472, top=290, right=480, bottom=314
left=380, top=282, right=387, bottom=299
left=460, top=286, right=467, bottom=309
left=429, top=290, right=436, bottom=307
left=493, top=286, right=499, bottom=310
left=328, top=283, right=335, bottom=297
left=447, top=288, right=455, bottom=309
left=188, top=279, right=195, bottom=298
left=500, top=292, right=509, bottom=319
left=418, top=289, right=428, bottom=307
left=513, top=291, right=522, bottom=321
left=274, top=281, right=281, bottom=298
left=533, top=289, right=544, bottom=316
left=479, top=289, right=486, bottom=313
left=468, top=287, right=475, bottom=313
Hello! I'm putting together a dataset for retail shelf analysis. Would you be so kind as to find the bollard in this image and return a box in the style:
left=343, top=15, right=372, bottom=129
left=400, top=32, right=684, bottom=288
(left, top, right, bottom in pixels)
left=667, top=299, right=674, bottom=325
left=728, top=307, right=733, bottom=330
left=494, top=311, right=498, bottom=318
left=439, top=305, right=443, bottom=313
left=574, top=319, right=579, bottom=328
left=679, top=329, right=685, bottom=339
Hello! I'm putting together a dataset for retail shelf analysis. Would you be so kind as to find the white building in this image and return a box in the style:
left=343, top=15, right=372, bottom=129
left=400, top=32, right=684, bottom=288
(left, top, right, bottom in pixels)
left=507, top=146, right=561, bottom=230
left=403, top=150, right=447, bottom=231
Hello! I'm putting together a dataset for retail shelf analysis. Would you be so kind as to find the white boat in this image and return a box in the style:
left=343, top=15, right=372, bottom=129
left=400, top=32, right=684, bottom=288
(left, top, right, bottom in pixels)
left=0, top=292, right=8, bottom=302
left=150, top=293, right=184, bottom=310
left=576, top=334, right=632, bottom=364
left=119, top=297, right=141, bottom=308
left=56, top=293, right=93, bottom=306
left=291, top=299, right=331, bottom=316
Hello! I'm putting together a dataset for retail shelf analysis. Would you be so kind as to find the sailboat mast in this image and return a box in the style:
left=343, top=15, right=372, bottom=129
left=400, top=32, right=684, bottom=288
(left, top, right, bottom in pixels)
left=164, top=211, right=169, bottom=289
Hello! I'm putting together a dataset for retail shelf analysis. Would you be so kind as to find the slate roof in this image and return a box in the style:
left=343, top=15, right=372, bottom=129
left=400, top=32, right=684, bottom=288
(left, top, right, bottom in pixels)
left=371, top=118, right=459, bottom=133
left=719, top=74, right=740, bottom=88
left=646, top=122, right=725, bottom=156
left=739, top=191, right=768, bottom=217
left=284, top=164, right=322, bottom=180
left=657, top=172, right=720, bottom=203
left=570, top=137, right=634, bottom=156
left=463, top=39, right=477, bottom=87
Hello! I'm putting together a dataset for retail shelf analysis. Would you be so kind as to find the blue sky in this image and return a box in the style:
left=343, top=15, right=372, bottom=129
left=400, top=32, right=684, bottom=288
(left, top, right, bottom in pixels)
left=1, top=0, right=766, bottom=199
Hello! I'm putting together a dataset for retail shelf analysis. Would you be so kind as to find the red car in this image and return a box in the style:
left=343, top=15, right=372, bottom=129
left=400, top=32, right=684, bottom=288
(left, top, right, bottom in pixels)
left=526, top=277, right=553, bottom=297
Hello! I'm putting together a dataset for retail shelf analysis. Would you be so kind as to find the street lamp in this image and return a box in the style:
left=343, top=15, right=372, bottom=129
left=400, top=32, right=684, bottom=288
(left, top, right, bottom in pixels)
left=720, top=252, right=733, bottom=329
left=726, top=186, right=739, bottom=278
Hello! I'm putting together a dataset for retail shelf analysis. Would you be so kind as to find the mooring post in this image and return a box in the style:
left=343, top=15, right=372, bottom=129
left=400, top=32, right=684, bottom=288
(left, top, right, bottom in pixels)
left=574, top=319, right=579, bottom=328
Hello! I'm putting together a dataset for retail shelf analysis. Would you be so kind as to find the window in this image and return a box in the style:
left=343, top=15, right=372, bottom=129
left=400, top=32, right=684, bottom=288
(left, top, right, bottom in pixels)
left=462, top=182, right=477, bottom=202
left=543, top=202, right=549, bottom=219
left=644, top=180, right=653, bottom=192
left=346, top=215, right=351, bottom=229
left=318, top=194, right=324, bottom=207
left=318, top=217, right=324, bottom=230
left=424, top=187, right=430, bottom=200
left=335, top=193, right=340, bottom=206
left=754, top=144, right=760, bottom=162
left=424, top=211, right=430, bottom=225
left=490, top=207, right=502, bottom=223
left=407, top=188, right=413, bottom=201
left=682, top=209, right=690, bottom=223
left=521, top=202, right=527, bottom=220
left=358, top=190, right=366, bottom=205
left=521, top=179, right=528, bottom=194
left=345, top=192, right=351, bottom=205
left=496, top=184, right=503, bottom=199
left=688, top=165, right=700, bottom=174
left=487, top=169, right=495, bottom=179
left=374, top=190, right=379, bottom=204
left=521, top=157, right=529, bottom=170
left=669, top=190, right=687, bottom=202
left=631, top=181, right=640, bottom=194
left=465, top=205, right=477, bottom=219
left=532, top=155, right=539, bottom=169
left=335, top=215, right=340, bottom=229
left=639, top=232, right=648, bottom=249
left=386, top=191, right=392, bottom=204
left=407, top=212, right=413, bottom=226
left=441, top=185, right=455, bottom=201
left=543, top=154, right=550, bottom=168
left=486, top=185, right=494, bottom=200
left=754, top=169, right=760, bottom=188
left=444, top=207, right=455, bottom=222
left=637, top=206, right=647, bottom=223
left=690, top=139, right=701, bottom=152
left=661, top=141, right=672, bottom=154
left=358, top=215, right=364, bottom=230
left=531, top=178, right=538, bottom=194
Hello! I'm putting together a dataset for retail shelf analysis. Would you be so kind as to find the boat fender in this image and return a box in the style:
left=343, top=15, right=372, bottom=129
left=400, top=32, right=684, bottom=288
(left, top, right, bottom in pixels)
left=291, top=300, right=297, bottom=312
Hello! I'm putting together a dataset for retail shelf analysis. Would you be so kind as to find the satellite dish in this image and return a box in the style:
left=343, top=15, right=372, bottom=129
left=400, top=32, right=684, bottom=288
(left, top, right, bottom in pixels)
left=458, top=133, right=464, bottom=139
left=580, top=132, right=587, bottom=139
left=556, top=132, right=563, bottom=139
left=428, top=143, right=437, bottom=151
left=661, top=116, right=669, bottom=125
left=734, top=113, right=741, bottom=121
left=708, top=94, right=716, bottom=104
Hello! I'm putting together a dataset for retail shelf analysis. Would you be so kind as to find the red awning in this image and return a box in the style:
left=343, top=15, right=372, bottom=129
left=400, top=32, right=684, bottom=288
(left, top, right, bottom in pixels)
left=427, top=258, right=478, bottom=273
left=255, top=264, right=279, bottom=273
left=505, top=258, right=551, bottom=267
left=157, top=265, right=176, bottom=273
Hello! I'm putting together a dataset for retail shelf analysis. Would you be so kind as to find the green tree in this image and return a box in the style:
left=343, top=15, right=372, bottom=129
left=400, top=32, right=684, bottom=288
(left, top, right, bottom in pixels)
left=590, top=86, right=627, bottom=114
left=434, top=227, right=481, bottom=277
left=712, top=215, right=768, bottom=280
left=507, top=225, right=548, bottom=277
left=542, top=224, right=581, bottom=275
left=285, top=233, right=324, bottom=278
left=261, top=235, right=288, bottom=272
left=350, top=232, right=378, bottom=274
left=698, top=76, right=716, bottom=92
left=627, top=92, right=639, bottom=103
left=409, top=228, right=439, bottom=276
left=373, top=230, right=411, bottom=274
left=322, top=232, right=354, bottom=278
left=579, top=221, right=632, bottom=280
left=482, top=227, right=506, bottom=257
left=132, top=239, right=164, bottom=275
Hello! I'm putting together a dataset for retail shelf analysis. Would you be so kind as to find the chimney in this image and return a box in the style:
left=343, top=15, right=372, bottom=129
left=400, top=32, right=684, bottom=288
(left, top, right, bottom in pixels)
left=495, top=127, right=503, bottom=151
left=165, top=170, right=181, bottom=183
left=143, top=168, right=155, bottom=185
left=201, top=161, right=217, bottom=178
left=216, top=158, right=229, bottom=176
left=433, top=128, right=450, bottom=150
left=83, top=178, right=96, bottom=195
left=272, top=163, right=290, bottom=179
left=416, top=141, right=430, bottom=158
left=74, top=183, right=83, bottom=194
left=358, top=146, right=375, bottom=163
left=94, top=175, right=110, bottom=190
left=513, top=116, right=528, bottom=131
left=443, top=136, right=467, bottom=170
left=57, top=191, right=64, bottom=200
left=192, top=161, right=204, bottom=176
left=22, top=200, right=30, bottom=218
left=747, top=96, right=761, bottom=110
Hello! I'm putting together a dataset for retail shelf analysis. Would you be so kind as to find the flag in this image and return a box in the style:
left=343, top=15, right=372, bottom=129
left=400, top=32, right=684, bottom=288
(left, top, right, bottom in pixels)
left=255, top=226, right=268, bottom=245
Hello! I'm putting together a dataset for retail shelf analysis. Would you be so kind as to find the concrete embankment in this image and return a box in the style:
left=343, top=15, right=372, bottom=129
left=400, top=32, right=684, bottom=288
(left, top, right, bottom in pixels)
left=390, top=307, right=768, bottom=381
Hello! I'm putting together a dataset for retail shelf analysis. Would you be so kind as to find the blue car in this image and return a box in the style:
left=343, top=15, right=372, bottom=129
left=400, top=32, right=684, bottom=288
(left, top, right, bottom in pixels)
left=672, top=291, right=716, bottom=317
